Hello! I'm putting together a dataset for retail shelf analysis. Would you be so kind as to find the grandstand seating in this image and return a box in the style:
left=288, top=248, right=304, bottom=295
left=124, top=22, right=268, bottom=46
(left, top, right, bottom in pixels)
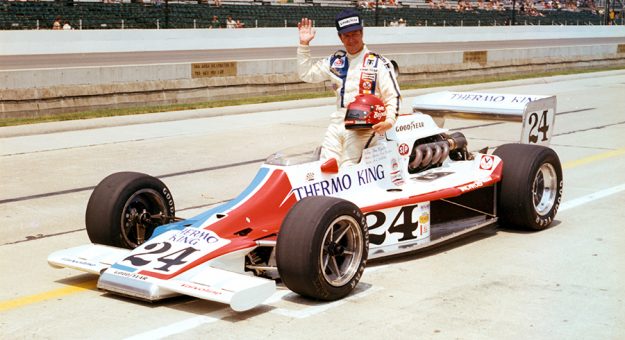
left=0, top=0, right=604, bottom=30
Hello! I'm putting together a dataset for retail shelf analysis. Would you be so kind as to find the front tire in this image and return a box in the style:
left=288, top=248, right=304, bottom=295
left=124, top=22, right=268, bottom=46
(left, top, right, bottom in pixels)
left=494, top=143, right=563, bottom=230
left=276, top=197, right=368, bottom=301
left=85, top=172, right=175, bottom=249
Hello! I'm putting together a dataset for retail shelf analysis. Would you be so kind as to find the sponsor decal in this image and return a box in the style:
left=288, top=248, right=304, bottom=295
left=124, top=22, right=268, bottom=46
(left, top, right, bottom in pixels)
left=398, top=143, right=410, bottom=156
left=61, top=258, right=96, bottom=267
left=357, top=164, right=384, bottom=185
left=413, top=171, right=454, bottom=181
left=162, top=187, right=175, bottom=215
left=373, top=105, right=385, bottom=118
left=292, top=164, right=385, bottom=199
left=458, top=181, right=484, bottom=192
left=480, top=155, right=494, bottom=170
left=338, top=16, right=360, bottom=28
left=180, top=283, right=222, bottom=296
left=168, top=228, right=220, bottom=246
left=306, top=172, right=315, bottom=182
left=359, top=69, right=377, bottom=95
left=112, top=270, right=149, bottom=281
left=419, top=212, right=429, bottom=236
left=395, top=121, right=424, bottom=132
left=419, top=212, right=430, bottom=225
left=292, top=174, right=352, bottom=199
left=332, top=58, right=345, bottom=68
left=511, top=96, right=539, bottom=103
left=365, top=59, right=376, bottom=67
left=360, top=69, right=376, bottom=80
left=450, top=93, right=505, bottom=102
left=390, top=158, right=404, bottom=186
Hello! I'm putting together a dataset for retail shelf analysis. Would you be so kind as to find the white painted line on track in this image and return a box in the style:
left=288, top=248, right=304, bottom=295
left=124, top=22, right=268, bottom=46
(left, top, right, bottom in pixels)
left=124, top=313, right=225, bottom=340
left=124, top=285, right=382, bottom=339
left=560, top=183, right=625, bottom=212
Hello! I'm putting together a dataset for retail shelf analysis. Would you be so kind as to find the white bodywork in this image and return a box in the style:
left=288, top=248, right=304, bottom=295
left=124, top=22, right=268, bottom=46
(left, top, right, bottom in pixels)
left=48, top=91, right=556, bottom=312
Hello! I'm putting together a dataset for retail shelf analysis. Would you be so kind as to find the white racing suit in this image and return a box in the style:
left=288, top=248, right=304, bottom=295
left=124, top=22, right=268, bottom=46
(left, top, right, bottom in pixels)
left=297, top=44, right=401, bottom=166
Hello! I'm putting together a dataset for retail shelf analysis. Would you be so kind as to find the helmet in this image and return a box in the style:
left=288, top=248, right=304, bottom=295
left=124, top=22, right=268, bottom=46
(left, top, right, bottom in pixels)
left=344, top=94, right=386, bottom=129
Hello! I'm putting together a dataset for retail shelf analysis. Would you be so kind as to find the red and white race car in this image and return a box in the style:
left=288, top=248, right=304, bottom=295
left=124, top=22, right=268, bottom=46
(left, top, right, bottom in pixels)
left=48, top=91, right=563, bottom=311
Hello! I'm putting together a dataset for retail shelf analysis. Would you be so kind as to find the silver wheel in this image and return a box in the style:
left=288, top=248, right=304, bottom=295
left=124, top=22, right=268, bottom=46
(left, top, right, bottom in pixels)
left=532, top=163, right=558, bottom=216
left=320, top=215, right=365, bottom=287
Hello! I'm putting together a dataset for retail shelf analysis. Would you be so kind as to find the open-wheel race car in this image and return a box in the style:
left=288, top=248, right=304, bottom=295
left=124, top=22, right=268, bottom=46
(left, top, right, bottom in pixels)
left=48, top=91, right=563, bottom=311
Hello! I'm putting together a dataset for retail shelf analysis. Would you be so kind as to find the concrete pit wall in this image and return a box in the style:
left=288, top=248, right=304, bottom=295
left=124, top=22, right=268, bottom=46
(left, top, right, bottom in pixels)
left=1, top=26, right=624, bottom=118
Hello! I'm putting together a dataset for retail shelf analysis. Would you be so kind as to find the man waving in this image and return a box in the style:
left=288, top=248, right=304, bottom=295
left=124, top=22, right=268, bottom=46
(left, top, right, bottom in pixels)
left=297, top=9, right=401, bottom=166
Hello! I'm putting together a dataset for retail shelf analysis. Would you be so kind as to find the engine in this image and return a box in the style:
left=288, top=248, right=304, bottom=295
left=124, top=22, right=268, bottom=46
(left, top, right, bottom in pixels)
left=408, top=132, right=470, bottom=174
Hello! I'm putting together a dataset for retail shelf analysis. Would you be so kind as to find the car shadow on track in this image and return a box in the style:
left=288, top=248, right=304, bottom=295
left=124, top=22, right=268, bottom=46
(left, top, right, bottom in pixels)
left=53, top=273, right=99, bottom=291
left=137, top=282, right=378, bottom=319
left=496, top=219, right=563, bottom=235
left=88, top=278, right=377, bottom=318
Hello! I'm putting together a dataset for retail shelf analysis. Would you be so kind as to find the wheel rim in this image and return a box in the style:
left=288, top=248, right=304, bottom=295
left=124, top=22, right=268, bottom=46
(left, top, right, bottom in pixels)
left=532, top=163, right=558, bottom=216
left=120, top=189, right=168, bottom=248
left=320, top=215, right=364, bottom=287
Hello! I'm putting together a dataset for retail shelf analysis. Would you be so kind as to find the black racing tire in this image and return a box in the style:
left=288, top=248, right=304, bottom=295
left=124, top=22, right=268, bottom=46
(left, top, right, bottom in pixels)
left=85, top=172, right=175, bottom=249
left=494, top=143, right=563, bottom=230
left=276, top=196, right=368, bottom=301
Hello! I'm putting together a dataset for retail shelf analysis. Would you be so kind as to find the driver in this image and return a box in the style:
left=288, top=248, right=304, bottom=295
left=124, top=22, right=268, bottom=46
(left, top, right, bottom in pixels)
left=297, top=9, right=401, bottom=167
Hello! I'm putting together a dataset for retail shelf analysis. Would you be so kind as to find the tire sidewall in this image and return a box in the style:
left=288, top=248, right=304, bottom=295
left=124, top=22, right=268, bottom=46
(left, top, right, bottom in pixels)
left=494, top=144, right=563, bottom=230
left=308, top=200, right=368, bottom=299
left=277, top=197, right=369, bottom=301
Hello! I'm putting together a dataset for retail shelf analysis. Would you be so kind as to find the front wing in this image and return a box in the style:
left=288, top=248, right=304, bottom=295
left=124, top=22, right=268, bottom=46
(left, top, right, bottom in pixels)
left=48, top=244, right=276, bottom=311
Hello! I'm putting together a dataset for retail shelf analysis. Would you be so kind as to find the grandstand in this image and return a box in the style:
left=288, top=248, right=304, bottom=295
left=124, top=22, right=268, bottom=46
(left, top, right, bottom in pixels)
left=0, top=0, right=606, bottom=30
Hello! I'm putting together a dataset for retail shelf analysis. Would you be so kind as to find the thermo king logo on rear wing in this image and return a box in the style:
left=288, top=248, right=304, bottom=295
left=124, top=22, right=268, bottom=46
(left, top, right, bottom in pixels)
left=411, top=91, right=557, bottom=146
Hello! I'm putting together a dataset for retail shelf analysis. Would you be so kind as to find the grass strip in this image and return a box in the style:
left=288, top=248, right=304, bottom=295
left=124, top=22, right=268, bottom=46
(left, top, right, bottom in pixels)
left=1, top=65, right=623, bottom=127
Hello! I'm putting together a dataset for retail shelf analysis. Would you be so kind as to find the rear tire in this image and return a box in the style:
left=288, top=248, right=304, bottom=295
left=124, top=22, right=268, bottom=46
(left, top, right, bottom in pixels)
left=494, top=144, right=563, bottom=230
left=85, top=172, right=175, bottom=249
left=276, top=197, right=368, bottom=301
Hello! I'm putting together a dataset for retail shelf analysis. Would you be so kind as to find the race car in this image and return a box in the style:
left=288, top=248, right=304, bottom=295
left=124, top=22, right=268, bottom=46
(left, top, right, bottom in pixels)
left=48, top=91, right=563, bottom=312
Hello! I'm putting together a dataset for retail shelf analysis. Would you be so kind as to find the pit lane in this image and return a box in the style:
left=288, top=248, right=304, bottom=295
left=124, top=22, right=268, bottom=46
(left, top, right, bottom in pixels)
left=1, top=70, right=624, bottom=339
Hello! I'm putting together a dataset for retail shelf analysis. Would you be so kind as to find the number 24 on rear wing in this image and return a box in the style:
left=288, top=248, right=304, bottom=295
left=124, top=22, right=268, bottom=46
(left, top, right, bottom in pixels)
left=411, top=91, right=556, bottom=146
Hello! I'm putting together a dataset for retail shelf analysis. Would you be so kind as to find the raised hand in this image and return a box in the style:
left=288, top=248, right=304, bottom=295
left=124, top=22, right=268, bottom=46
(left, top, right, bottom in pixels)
left=298, top=17, right=316, bottom=46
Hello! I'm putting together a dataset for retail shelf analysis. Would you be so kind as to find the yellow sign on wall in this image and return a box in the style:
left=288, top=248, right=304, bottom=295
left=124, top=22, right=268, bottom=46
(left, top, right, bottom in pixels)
left=463, top=51, right=487, bottom=65
left=191, top=62, right=237, bottom=78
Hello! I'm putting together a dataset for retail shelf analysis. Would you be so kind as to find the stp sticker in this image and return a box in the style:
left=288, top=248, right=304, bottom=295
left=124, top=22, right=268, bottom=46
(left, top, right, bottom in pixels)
left=398, top=143, right=410, bottom=156
left=480, top=155, right=494, bottom=170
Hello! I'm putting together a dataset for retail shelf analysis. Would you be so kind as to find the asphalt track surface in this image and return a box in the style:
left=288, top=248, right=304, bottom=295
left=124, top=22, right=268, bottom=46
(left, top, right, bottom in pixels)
left=2, top=37, right=625, bottom=70
left=1, top=70, right=624, bottom=339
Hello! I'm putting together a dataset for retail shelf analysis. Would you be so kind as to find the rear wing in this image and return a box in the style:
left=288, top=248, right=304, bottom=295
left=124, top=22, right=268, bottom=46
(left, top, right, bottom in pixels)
left=411, top=91, right=556, bottom=146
